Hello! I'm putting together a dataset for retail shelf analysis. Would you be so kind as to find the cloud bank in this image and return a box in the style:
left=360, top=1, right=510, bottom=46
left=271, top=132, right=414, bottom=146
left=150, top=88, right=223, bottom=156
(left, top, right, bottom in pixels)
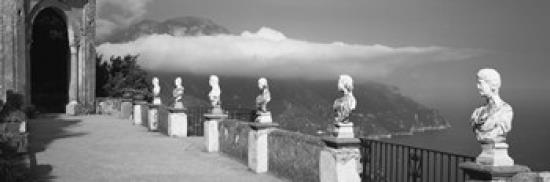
left=96, top=0, right=152, bottom=40
left=97, top=27, right=477, bottom=80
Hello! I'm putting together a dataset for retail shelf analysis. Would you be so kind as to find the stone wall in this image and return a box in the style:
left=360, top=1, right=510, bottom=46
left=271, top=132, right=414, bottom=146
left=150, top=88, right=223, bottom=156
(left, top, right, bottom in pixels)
left=268, top=129, right=325, bottom=182
left=0, top=0, right=27, bottom=101
left=0, top=0, right=96, bottom=113
left=219, top=120, right=251, bottom=164
left=95, top=97, right=123, bottom=116
left=157, top=105, right=169, bottom=135
left=217, top=119, right=326, bottom=182
left=512, top=172, right=550, bottom=182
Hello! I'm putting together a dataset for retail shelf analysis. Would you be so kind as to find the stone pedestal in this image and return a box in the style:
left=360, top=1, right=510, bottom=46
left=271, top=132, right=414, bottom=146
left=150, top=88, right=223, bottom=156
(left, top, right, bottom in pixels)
left=203, top=112, right=228, bottom=152
left=248, top=122, right=279, bottom=173
left=148, top=104, right=160, bottom=131
left=476, top=143, right=514, bottom=166
left=133, top=101, right=147, bottom=126
left=332, top=123, right=354, bottom=138
left=320, top=137, right=361, bottom=182
left=255, top=111, right=272, bottom=123
left=174, top=102, right=184, bottom=109
left=66, top=101, right=79, bottom=116
left=153, top=97, right=161, bottom=105
left=120, top=99, right=133, bottom=119
left=460, top=162, right=530, bottom=182
left=168, top=108, right=188, bottom=137
left=211, top=106, right=224, bottom=115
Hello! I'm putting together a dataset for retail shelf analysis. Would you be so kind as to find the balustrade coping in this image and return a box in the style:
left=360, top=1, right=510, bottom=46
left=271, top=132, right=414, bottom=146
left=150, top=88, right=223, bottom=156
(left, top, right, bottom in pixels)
left=322, top=137, right=361, bottom=148
left=460, top=161, right=531, bottom=179
left=249, top=122, right=279, bottom=130
left=360, top=138, right=476, bottom=159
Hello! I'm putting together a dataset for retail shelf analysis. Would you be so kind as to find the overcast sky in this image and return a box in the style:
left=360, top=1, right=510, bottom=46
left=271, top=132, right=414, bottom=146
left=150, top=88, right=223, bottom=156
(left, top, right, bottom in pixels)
left=98, top=0, right=550, bottom=107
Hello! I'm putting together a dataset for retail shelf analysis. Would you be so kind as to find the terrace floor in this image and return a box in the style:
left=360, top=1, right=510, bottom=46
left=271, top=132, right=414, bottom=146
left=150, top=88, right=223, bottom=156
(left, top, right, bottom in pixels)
left=27, top=114, right=286, bottom=182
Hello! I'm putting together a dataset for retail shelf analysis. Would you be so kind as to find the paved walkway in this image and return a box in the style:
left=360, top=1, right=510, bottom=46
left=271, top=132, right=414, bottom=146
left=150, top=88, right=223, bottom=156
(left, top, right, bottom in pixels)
left=28, top=114, right=286, bottom=182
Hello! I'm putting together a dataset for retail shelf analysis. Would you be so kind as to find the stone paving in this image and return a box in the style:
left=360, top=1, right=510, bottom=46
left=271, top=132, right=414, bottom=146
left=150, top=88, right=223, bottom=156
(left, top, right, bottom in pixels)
left=28, top=114, right=286, bottom=182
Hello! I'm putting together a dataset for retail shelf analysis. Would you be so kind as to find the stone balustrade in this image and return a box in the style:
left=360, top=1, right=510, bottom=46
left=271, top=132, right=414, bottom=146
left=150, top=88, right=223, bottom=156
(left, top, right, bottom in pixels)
left=92, top=97, right=550, bottom=182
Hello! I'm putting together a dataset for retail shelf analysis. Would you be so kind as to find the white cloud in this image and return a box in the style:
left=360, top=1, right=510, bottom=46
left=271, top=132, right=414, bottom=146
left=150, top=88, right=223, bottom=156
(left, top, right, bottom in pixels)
left=96, top=0, right=152, bottom=39
left=97, top=27, right=478, bottom=80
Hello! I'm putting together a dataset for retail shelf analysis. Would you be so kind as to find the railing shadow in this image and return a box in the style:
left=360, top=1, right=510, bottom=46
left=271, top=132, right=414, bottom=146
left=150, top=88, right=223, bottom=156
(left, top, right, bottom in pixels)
left=27, top=114, right=87, bottom=182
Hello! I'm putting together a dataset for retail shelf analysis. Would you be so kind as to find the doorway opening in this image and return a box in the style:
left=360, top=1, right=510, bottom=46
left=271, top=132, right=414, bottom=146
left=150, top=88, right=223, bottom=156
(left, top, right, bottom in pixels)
left=30, top=8, right=70, bottom=113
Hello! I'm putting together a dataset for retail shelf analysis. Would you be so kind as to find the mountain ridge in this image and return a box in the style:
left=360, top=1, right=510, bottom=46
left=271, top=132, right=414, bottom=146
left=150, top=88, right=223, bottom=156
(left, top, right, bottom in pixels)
left=101, top=16, right=231, bottom=44
left=100, top=16, right=451, bottom=138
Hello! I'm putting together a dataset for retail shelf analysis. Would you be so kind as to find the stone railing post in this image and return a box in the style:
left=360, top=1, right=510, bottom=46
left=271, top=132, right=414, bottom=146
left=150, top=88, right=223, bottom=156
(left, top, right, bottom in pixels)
left=148, top=104, right=160, bottom=131
left=167, top=107, right=188, bottom=137
left=459, top=143, right=530, bottom=182
left=133, top=100, right=148, bottom=126
left=248, top=122, right=278, bottom=173
left=459, top=162, right=530, bottom=182
left=320, top=137, right=361, bottom=182
left=203, top=111, right=227, bottom=152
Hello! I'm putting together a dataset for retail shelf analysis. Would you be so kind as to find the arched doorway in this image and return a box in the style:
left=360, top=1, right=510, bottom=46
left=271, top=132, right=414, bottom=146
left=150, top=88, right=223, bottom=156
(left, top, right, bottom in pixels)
left=30, top=8, right=70, bottom=113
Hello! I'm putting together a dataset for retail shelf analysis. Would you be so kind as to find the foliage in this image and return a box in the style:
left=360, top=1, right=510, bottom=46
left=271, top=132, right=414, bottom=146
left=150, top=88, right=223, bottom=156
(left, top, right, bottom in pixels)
left=96, top=55, right=152, bottom=98
left=0, top=91, right=29, bottom=182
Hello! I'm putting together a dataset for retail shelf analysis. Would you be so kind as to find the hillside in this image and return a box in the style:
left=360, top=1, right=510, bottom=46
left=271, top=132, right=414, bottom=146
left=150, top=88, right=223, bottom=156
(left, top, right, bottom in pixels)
left=101, top=16, right=230, bottom=44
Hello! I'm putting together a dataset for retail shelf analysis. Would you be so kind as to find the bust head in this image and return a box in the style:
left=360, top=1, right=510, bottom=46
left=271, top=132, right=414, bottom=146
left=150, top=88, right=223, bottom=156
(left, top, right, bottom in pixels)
left=476, top=68, right=501, bottom=97
left=209, top=75, right=219, bottom=87
left=338, top=74, right=353, bottom=94
left=152, top=77, right=159, bottom=86
left=258, top=77, right=268, bottom=89
left=175, top=77, right=182, bottom=87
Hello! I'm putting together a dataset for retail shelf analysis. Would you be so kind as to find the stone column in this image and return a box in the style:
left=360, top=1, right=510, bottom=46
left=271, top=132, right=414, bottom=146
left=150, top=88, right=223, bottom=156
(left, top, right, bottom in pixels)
left=148, top=104, right=160, bottom=131
left=248, top=122, right=278, bottom=173
left=319, top=138, right=361, bottom=182
left=133, top=100, right=147, bottom=126
left=203, top=112, right=227, bottom=152
left=167, top=107, right=188, bottom=137
left=66, top=29, right=79, bottom=115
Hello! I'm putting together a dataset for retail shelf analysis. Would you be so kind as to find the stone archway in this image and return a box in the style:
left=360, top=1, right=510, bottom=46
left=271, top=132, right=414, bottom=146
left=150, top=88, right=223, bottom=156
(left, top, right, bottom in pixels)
left=0, top=0, right=96, bottom=115
left=29, top=7, right=69, bottom=113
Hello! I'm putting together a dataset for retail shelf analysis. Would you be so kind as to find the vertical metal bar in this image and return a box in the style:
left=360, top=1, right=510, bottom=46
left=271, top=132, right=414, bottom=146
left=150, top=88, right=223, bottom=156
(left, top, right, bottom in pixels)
left=386, top=143, right=389, bottom=182
left=404, top=146, right=408, bottom=182
left=376, top=143, right=383, bottom=181
left=399, top=146, right=405, bottom=181
left=448, top=155, right=452, bottom=182
left=390, top=144, right=393, bottom=182
left=439, top=153, right=445, bottom=181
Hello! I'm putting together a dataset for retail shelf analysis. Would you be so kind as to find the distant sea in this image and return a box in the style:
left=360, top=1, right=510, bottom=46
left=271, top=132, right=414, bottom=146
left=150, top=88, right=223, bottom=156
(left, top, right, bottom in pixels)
left=385, top=98, right=550, bottom=171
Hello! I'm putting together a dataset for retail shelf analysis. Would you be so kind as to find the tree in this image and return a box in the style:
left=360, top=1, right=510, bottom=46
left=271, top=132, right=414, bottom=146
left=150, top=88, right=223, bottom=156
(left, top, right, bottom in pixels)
left=96, top=55, right=152, bottom=98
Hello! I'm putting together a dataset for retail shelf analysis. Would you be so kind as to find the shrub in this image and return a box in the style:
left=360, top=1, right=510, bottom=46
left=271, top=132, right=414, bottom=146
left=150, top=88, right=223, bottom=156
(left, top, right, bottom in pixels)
left=96, top=55, right=152, bottom=99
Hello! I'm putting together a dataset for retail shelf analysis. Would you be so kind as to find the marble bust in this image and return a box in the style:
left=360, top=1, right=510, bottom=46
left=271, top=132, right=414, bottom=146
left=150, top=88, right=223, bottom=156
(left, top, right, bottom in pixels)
left=333, top=75, right=356, bottom=124
left=208, top=75, right=221, bottom=110
left=172, top=77, right=184, bottom=109
left=470, top=68, right=513, bottom=144
left=470, top=68, right=514, bottom=166
left=152, top=77, right=161, bottom=105
left=255, top=77, right=271, bottom=113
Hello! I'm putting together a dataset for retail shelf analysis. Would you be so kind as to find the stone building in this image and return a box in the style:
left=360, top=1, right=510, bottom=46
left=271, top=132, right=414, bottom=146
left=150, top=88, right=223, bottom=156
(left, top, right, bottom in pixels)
left=0, top=0, right=96, bottom=114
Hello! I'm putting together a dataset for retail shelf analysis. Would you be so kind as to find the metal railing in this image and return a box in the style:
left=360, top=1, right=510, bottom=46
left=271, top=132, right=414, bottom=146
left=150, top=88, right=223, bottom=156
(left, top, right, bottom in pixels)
left=360, top=139, right=475, bottom=182
left=186, top=106, right=256, bottom=136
